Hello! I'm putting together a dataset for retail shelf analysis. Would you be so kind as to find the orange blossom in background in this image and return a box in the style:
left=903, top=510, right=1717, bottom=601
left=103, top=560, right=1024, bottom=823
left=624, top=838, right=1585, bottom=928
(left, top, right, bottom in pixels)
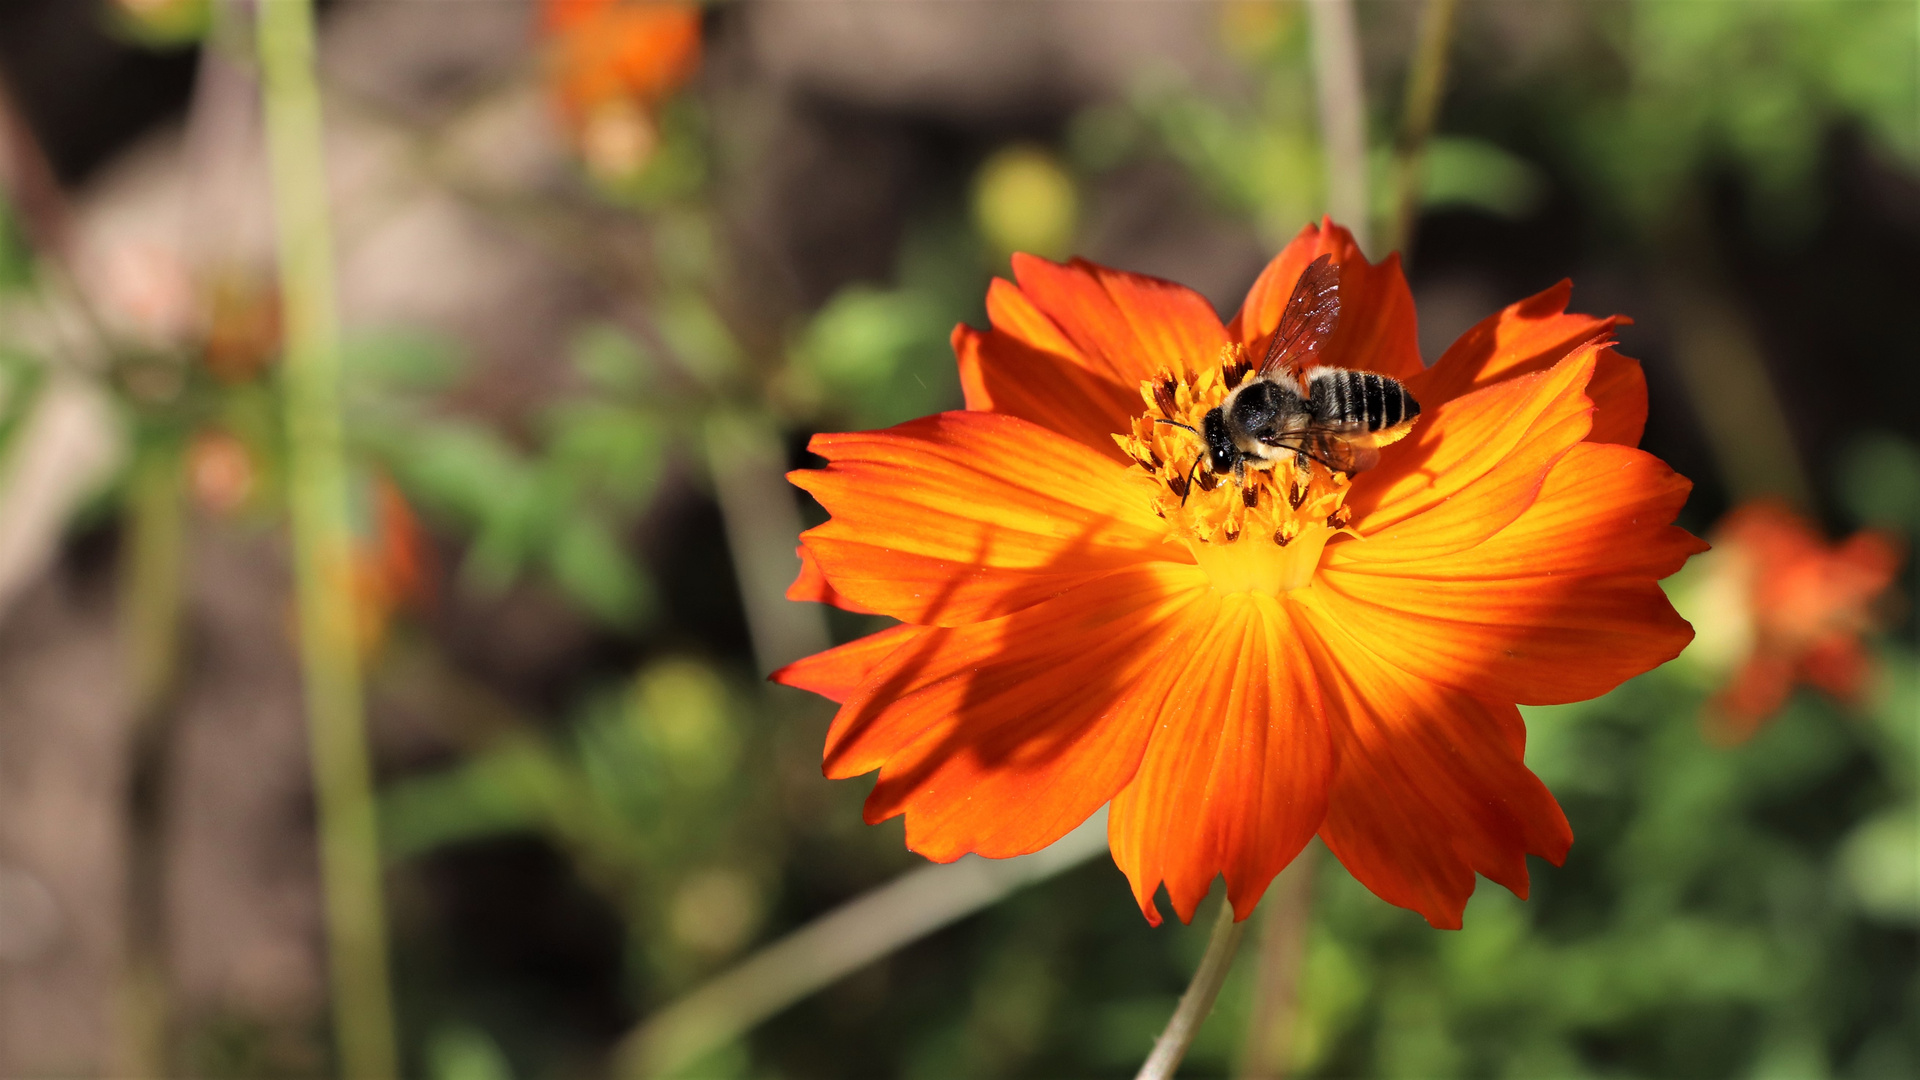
left=540, top=0, right=702, bottom=179
left=776, top=220, right=1705, bottom=929
left=1704, top=500, right=1902, bottom=743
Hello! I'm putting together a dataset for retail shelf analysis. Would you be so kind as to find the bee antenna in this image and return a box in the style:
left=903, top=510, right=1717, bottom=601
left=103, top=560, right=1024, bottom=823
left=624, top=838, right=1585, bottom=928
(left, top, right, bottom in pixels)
left=1180, top=458, right=1201, bottom=507
left=1151, top=418, right=1207, bottom=505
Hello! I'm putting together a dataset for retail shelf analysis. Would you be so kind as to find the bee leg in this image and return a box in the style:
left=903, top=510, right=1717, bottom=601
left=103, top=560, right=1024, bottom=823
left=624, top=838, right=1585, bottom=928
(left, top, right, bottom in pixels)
left=1233, top=458, right=1247, bottom=489
left=1294, top=448, right=1309, bottom=472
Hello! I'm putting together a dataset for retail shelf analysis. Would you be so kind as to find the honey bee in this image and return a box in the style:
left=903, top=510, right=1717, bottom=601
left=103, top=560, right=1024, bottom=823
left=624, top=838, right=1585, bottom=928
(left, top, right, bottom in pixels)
left=1159, top=254, right=1421, bottom=496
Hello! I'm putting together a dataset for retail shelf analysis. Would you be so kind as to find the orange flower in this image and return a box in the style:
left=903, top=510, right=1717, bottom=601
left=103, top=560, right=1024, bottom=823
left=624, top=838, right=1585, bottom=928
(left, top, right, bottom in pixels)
left=351, top=476, right=436, bottom=655
left=1705, top=500, right=1902, bottom=741
left=539, top=0, right=702, bottom=176
left=775, top=221, right=1705, bottom=929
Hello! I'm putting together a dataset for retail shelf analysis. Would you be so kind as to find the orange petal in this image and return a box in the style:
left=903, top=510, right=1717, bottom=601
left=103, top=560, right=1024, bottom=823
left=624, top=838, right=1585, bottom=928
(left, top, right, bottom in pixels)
left=1336, top=346, right=1599, bottom=565
left=1800, top=636, right=1873, bottom=703
left=1311, top=442, right=1704, bottom=705
left=1709, top=654, right=1796, bottom=743
left=794, top=411, right=1180, bottom=626
left=1301, top=609, right=1571, bottom=929
left=954, top=321, right=1140, bottom=460
left=770, top=623, right=925, bottom=704
left=822, top=564, right=1212, bottom=860
left=1407, top=281, right=1647, bottom=445
left=1107, top=594, right=1335, bottom=925
left=786, top=543, right=881, bottom=614
left=1228, top=218, right=1423, bottom=381
left=1007, top=254, right=1232, bottom=386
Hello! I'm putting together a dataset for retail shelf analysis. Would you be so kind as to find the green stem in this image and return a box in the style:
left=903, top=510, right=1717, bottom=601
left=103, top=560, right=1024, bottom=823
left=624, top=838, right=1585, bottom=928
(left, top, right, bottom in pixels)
left=255, top=4, right=398, bottom=1078
left=1236, top=844, right=1319, bottom=1080
left=1387, top=0, right=1463, bottom=259
left=115, top=440, right=185, bottom=1078
left=1307, top=0, right=1371, bottom=251
left=1137, top=898, right=1251, bottom=1080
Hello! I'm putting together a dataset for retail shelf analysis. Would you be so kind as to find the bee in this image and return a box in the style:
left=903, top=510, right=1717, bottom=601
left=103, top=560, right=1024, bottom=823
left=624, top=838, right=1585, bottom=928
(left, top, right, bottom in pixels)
left=1159, top=254, right=1420, bottom=498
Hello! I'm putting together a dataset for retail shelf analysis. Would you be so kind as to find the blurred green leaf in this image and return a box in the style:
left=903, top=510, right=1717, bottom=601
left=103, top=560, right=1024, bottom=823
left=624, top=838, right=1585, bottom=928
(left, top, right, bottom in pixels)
left=548, top=515, right=652, bottom=628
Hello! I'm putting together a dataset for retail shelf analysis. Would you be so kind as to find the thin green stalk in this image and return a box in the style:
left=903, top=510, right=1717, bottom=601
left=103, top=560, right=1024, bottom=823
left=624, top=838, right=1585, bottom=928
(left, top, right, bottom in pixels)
left=1387, top=0, right=1463, bottom=258
left=255, top=3, right=398, bottom=1078
left=115, top=441, right=185, bottom=1079
left=1137, top=899, right=1251, bottom=1080
left=1308, top=0, right=1371, bottom=250
left=1236, top=845, right=1319, bottom=1080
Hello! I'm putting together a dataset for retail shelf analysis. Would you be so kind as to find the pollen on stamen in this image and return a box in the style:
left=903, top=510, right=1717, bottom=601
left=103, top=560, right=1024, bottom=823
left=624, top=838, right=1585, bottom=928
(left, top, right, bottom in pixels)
left=1113, top=354, right=1357, bottom=571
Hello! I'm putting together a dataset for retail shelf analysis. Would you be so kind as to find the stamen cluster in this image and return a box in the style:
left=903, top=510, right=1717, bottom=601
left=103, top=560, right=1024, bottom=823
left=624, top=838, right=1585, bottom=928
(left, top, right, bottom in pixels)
left=1113, top=345, right=1353, bottom=549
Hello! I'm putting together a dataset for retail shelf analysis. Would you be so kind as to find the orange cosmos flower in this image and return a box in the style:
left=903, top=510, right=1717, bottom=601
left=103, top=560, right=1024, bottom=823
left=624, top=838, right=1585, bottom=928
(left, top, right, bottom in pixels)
left=775, top=220, right=1705, bottom=929
left=539, top=0, right=702, bottom=176
left=1705, top=500, right=1902, bottom=742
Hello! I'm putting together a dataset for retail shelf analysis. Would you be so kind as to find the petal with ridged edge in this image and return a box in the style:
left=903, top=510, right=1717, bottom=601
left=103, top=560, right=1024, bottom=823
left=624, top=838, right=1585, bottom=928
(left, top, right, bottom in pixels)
left=1333, top=347, right=1598, bottom=566
left=821, top=563, right=1212, bottom=860
left=954, top=321, right=1141, bottom=461
left=794, top=411, right=1181, bottom=626
left=1299, top=607, right=1571, bottom=930
left=787, top=544, right=881, bottom=614
left=1108, top=593, right=1335, bottom=926
left=1308, top=442, right=1704, bottom=706
left=1408, top=280, right=1646, bottom=445
left=770, top=623, right=925, bottom=705
left=1007, top=254, right=1232, bottom=386
left=1228, top=218, right=1423, bottom=381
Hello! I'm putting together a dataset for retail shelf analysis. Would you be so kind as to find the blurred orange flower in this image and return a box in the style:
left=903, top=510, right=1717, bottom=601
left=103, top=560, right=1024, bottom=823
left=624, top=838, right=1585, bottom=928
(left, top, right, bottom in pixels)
left=186, top=429, right=257, bottom=516
left=776, top=220, right=1705, bottom=929
left=1706, top=500, right=1902, bottom=741
left=539, top=0, right=702, bottom=177
left=351, top=476, right=435, bottom=655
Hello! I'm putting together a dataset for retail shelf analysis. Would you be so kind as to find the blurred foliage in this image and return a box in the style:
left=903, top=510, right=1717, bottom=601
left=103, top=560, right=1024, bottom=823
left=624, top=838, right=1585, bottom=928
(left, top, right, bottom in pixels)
left=1561, top=0, right=1920, bottom=238
left=344, top=327, right=662, bottom=629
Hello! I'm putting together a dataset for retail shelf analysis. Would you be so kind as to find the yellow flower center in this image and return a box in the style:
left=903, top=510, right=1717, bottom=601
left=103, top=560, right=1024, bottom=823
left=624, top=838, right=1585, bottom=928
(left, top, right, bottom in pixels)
left=1114, top=345, right=1355, bottom=596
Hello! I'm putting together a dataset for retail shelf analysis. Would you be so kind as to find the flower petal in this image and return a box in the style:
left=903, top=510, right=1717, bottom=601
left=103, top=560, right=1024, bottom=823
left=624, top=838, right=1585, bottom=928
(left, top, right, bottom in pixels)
left=1300, top=609, right=1572, bottom=929
left=1310, top=441, right=1705, bottom=705
left=1107, top=594, right=1335, bottom=926
left=1228, top=218, right=1423, bottom=381
left=954, top=320, right=1141, bottom=460
left=787, top=543, right=881, bottom=614
left=1335, top=346, right=1598, bottom=565
left=1007, top=254, right=1232, bottom=386
left=1407, top=280, right=1647, bottom=445
left=794, top=411, right=1181, bottom=626
left=823, top=564, right=1212, bottom=860
left=770, top=623, right=925, bottom=704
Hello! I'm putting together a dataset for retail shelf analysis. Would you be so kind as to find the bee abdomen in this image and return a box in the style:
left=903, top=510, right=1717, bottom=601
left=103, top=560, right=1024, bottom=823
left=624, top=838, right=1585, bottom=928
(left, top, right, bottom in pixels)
left=1307, top=369, right=1419, bottom=431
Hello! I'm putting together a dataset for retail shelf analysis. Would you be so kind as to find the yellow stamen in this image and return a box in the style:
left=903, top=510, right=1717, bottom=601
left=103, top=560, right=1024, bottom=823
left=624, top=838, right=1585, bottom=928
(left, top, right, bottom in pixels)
left=1113, top=345, right=1355, bottom=596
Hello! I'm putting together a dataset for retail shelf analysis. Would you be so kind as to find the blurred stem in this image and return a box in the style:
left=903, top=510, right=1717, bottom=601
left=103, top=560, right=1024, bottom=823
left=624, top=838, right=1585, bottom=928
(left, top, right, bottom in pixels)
left=1235, top=844, right=1319, bottom=1080
left=704, top=409, right=829, bottom=676
left=1386, top=0, right=1462, bottom=260
left=1656, top=210, right=1811, bottom=507
left=114, top=442, right=185, bottom=1080
left=1308, top=0, right=1370, bottom=250
left=616, top=811, right=1109, bottom=1077
left=255, top=4, right=399, bottom=1079
left=1137, top=898, right=1250, bottom=1080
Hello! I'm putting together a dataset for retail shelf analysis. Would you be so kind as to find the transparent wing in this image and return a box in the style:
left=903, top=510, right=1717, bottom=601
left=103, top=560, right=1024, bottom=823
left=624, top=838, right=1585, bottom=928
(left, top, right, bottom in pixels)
left=1257, top=253, right=1341, bottom=376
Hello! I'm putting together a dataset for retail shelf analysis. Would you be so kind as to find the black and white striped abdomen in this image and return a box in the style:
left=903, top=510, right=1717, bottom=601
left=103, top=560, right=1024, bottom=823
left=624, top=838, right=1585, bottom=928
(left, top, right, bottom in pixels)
left=1303, top=367, right=1420, bottom=432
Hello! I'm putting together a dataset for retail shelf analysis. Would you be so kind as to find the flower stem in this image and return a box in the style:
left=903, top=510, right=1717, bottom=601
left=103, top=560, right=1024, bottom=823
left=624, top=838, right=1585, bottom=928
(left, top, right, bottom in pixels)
left=1236, top=844, right=1319, bottom=1079
left=1386, top=0, right=1463, bottom=259
left=255, top=3, right=399, bottom=1078
left=1136, top=898, right=1251, bottom=1080
left=1307, top=0, right=1371, bottom=251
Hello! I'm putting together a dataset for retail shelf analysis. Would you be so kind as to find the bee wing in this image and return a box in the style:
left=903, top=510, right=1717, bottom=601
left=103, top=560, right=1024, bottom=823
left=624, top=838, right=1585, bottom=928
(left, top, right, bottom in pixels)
left=1315, top=434, right=1379, bottom=475
left=1256, top=253, right=1341, bottom=377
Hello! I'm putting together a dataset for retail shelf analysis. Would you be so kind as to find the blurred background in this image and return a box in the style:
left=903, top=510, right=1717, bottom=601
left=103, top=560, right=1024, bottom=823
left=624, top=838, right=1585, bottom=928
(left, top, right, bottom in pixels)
left=0, top=1, right=1914, bottom=1078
